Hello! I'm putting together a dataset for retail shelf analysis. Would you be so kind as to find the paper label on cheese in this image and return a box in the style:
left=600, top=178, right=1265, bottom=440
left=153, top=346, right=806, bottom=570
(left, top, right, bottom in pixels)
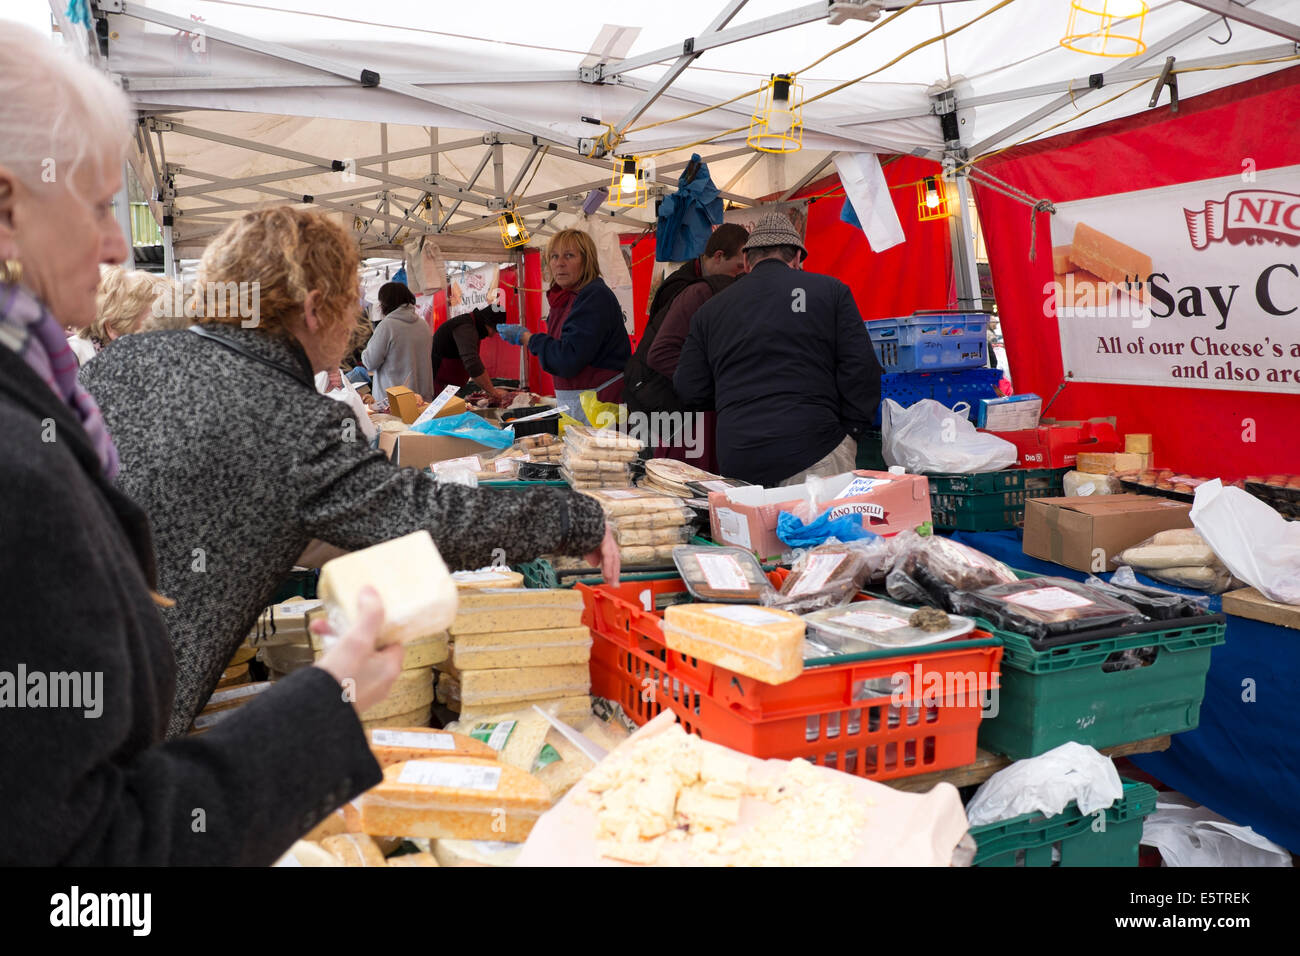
left=700, top=480, right=732, bottom=492
left=835, top=476, right=889, bottom=499
left=704, top=605, right=786, bottom=626
left=398, top=760, right=502, bottom=791
left=468, top=720, right=516, bottom=752
left=788, top=553, right=848, bottom=596
left=835, top=610, right=908, bottom=632
left=531, top=744, right=562, bottom=772
left=601, top=489, right=639, bottom=499
left=208, top=681, right=271, bottom=705
left=275, top=601, right=323, bottom=618
left=494, top=458, right=523, bottom=472
left=412, top=383, right=463, bottom=427
left=453, top=570, right=518, bottom=583
left=372, top=729, right=455, bottom=750
left=433, top=455, right=483, bottom=473
left=696, top=553, right=749, bottom=592
left=1001, top=586, right=1094, bottom=612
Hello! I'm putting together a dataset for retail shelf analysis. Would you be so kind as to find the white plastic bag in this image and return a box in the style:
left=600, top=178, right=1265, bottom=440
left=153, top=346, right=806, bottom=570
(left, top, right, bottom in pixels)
left=1190, top=480, right=1300, bottom=604
left=964, top=742, right=1123, bottom=827
left=1140, top=792, right=1293, bottom=867
left=881, top=399, right=1018, bottom=474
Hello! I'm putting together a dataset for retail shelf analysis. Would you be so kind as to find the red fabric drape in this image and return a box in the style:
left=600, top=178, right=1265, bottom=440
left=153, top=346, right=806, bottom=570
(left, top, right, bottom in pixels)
left=974, top=65, right=1300, bottom=478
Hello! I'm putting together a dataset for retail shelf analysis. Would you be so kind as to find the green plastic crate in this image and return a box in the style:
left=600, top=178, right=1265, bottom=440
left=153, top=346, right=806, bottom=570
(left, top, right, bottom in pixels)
left=926, top=471, right=1026, bottom=495
left=931, top=490, right=1028, bottom=531
left=1021, top=466, right=1069, bottom=497
left=270, top=568, right=319, bottom=603
left=978, top=616, right=1226, bottom=759
left=969, top=778, right=1159, bottom=867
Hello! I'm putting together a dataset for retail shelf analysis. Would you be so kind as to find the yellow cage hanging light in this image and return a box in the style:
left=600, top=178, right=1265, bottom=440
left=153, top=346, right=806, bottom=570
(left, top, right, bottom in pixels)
left=916, top=176, right=954, bottom=221
left=747, top=73, right=803, bottom=154
left=609, top=156, right=649, bottom=208
left=498, top=208, right=529, bottom=248
left=1060, top=1, right=1148, bottom=58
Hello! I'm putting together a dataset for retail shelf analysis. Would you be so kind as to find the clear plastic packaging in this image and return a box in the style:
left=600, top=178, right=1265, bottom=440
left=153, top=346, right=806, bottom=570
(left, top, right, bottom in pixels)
left=948, top=577, right=1144, bottom=639
left=611, top=523, right=693, bottom=547
left=561, top=424, right=643, bottom=460
left=761, top=541, right=873, bottom=615
left=1084, top=568, right=1212, bottom=619
left=620, top=544, right=680, bottom=566
left=803, top=600, right=976, bottom=653
left=1063, top=470, right=1123, bottom=496
left=608, top=504, right=694, bottom=530
left=582, top=487, right=684, bottom=517
left=885, top=530, right=1019, bottom=610
left=1111, top=529, right=1238, bottom=593
left=561, top=448, right=634, bottom=477
left=672, top=546, right=775, bottom=603
left=560, top=467, right=611, bottom=490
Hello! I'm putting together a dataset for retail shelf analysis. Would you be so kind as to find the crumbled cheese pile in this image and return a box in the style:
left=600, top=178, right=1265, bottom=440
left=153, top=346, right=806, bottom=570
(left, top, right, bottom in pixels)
left=580, top=724, right=867, bottom=866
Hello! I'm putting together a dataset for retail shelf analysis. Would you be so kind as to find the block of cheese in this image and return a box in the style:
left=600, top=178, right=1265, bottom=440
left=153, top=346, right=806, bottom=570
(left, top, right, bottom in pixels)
left=458, top=664, right=590, bottom=708
left=201, top=680, right=272, bottom=714
left=360, top=668, right=435, bottom=722
left=387, top=851, right=440, bottom=867
left=662, top=604, right=804, bottom=685
left=449, top=588, right=585, bottom=636
left=273, top=840, right=342, bottom=867
left=1051, top=245, right=1072, bottom=275
left=360, top=759, right=550, bottom=842
left=534, top=730, right=596, bottom=804
left=457, top=712, right=551, bottom=771
left=432, top=839, right=522, bottom=867
left=317, top=531, right=458, bottom=647
left=452, top=569, right=525, bottom=589
left=1054, top=270, right=1112, bottom=308
left=320, top=833, right=387, bottom=867
left=435, top=671, right=461, bottom=710
left=259, top=642, right=315, bottom=675
left=1077, top=451, right=1144, bottom=475
left=368, top=727, right=497, bottom=767
left=362, top=704, right=432, bottom=731
left=452, top=626, right=592, bottom=670
left=217, top=663, right=249, bottom=688
left=457, top=695, right=592, bottom=725
left=1124, top=433, right=1152, bottom=455
left=228, top=645, right=257, bottom=667
left=315, top=631, right=449, bottom=670
left=247, top=598, right=325, bottom=646
left=1069, top=222, right=1152, bottom=300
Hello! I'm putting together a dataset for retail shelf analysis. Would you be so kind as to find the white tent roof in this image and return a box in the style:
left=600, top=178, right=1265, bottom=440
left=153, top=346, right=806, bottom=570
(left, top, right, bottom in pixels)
left=64, top=0, right=1300, bottom=255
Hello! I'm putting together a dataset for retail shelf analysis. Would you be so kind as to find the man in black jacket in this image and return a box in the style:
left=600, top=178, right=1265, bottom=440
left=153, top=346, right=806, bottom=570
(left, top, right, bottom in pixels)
left=673, top=213, right=883, bottom=486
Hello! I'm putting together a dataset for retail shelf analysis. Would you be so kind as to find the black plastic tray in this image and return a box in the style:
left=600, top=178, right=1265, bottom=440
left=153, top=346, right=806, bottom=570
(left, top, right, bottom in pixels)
left=1024, top=611, right=1227, bottom=652
left=1119, top=479, right=1195, bottom=504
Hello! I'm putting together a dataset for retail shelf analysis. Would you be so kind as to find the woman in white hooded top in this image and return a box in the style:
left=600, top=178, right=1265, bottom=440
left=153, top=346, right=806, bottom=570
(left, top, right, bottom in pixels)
left=360, top=281, right=434, bottom=400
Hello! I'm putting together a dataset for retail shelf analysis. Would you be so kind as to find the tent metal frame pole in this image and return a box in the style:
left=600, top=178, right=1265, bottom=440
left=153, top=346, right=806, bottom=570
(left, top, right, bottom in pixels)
left=612, top=0, right=750, bottom=134
left=533, top=141, right=758, bottom=204
left=106, top=2, right=580, bottom=148
left=1181, top=1, right=1300, bottom=42
left=947, top=168, right=982, bottom=311
left=781, top=153, right=837, bottom=200
left=156, top=120, right=501, bottom=207
left=181, top=184, right=386, bottom=217
left=123, top=70, right=574, bottom=94
left=439, top=146, right=497, bottom=230
left=505, top=144, right=543, bottom=199
left=969, top=6, right=1241, bottom=155
left=114, top=161, right=136, bottom=271
left=723, top=152, right=764, bottom=190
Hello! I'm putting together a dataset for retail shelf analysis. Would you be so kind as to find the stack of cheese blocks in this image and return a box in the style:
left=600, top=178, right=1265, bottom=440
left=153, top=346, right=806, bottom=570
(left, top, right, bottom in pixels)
left=560, top=424, right=642, bottom=490
left=440, top=587, right=592, bottom=724
left=1053, top=222, right=1152, bottom=308
left=584, top=487, right=695, bottom=567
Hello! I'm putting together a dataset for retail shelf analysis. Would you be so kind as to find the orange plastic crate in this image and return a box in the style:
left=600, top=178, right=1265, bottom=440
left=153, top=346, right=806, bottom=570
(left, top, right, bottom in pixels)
left=578, top=574, right=1002, bottom=782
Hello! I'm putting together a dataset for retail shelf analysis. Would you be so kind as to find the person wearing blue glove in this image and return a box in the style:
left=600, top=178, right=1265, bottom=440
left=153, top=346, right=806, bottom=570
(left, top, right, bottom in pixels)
left=495, top=229, right=630, bottom=425
left=497, top=323, right=527, bottom=346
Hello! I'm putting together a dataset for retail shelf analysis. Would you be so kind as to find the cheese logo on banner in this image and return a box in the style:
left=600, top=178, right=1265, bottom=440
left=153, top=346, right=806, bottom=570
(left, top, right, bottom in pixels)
left=1184, top=189, right=1300, bottom=250
left=1048, top=164, right=1300, bottom=394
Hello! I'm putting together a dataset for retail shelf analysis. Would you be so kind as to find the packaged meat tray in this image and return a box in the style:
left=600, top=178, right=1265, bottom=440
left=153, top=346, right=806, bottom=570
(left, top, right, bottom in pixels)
left=949, top=577, right=1144, bottom=640
left=1084, top=571, right=1211, bottom=620
left=885, top=530, right=1018, bottom=611
left=761, top=542, right=872, bottom=615
left=672, top=546, right=774, bottom=603
left=802, top=600, right=976, bottom=655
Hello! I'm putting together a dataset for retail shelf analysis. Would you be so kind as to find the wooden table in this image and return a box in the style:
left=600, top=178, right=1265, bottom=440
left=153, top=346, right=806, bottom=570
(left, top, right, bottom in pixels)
left=884, top=736, right=1171, bottom=793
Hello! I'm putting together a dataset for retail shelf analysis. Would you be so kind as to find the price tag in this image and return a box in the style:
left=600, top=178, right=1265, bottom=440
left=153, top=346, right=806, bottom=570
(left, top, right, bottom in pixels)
left=397, top=760, right=502, bottom=791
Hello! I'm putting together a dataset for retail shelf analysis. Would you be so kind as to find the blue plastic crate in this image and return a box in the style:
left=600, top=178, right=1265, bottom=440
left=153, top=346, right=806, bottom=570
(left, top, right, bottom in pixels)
left=875, top=367, right=1004, bottom=426
left=868, top=312, right=990, bottom=371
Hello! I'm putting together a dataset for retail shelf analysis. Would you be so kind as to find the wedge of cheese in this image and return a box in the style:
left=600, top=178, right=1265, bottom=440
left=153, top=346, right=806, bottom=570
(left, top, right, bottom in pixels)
left=320, top=833, right=388, bottom=867
left=662, top=604, right=804, bottom=685
left=432, top=839, right=523, bottom=867
left=458, top=663, right=590, bottom=708
left=360, top=668, right=435, bottom=722
left=387, top=851, right=440, bottom=867
left=317, top=531, right=458, bottom=646
left=360, top=759, right=550, bottom=843
left=227, top=645, right=257, bottom=667
left=452, top=569, right=525, bottom=589
left=367, top=727, right=497, bottom=767
left=450, top=589, right=585, bottom=636
left=452, top=626, right=592, bottom=670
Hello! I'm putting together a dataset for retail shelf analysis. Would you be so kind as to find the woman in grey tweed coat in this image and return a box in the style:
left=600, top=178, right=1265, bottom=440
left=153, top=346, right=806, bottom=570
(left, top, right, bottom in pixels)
left=82, top=208, right=616, bottom=740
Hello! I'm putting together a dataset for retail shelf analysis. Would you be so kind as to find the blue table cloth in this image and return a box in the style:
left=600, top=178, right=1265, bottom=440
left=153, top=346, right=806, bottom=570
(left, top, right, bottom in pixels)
left=949, top=529, right=1300, bottom=854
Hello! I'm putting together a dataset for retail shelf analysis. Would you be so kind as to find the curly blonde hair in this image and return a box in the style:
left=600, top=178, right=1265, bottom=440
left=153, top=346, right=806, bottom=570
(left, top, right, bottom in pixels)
left=80, top=266, right=165, bottom=347
left=195, top=207, right=360, bottom=338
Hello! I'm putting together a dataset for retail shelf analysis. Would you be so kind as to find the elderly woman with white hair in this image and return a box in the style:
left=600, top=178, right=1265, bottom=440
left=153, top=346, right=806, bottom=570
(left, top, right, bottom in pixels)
left=0, top=24, right=405, bottom=865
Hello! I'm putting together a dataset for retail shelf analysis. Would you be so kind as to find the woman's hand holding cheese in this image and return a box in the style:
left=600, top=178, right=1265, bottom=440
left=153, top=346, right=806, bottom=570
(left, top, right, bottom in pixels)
left=313, top=586, right=404, bottom=714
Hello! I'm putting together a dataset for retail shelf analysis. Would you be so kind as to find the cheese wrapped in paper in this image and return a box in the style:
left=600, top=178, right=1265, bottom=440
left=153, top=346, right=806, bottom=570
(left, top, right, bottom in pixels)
left=452, top=626, right=592, bottom=670
left=449, top=588, right=585, bottom=636
left=458, top=663, right=590, bottom=707
left=662, top=604, right=804, bottom=685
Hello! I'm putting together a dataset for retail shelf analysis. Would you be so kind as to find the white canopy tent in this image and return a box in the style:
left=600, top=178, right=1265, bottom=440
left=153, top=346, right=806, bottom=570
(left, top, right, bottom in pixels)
left=54, top=0, right=1300, bottom=284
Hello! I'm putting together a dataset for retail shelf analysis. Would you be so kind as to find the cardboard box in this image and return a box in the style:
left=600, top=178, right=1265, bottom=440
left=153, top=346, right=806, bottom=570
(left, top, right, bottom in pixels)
left=1023, top=494, right=1193, bottom=572
left=378, top=430, right=498, bottom=470
left=985, top=419, right=1122, bottom=469
left=1221, top=587, right=1300, bottom=631
left=708, top=470, right=931, bottom=560
left=385, top=386, right=423, bottom=425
